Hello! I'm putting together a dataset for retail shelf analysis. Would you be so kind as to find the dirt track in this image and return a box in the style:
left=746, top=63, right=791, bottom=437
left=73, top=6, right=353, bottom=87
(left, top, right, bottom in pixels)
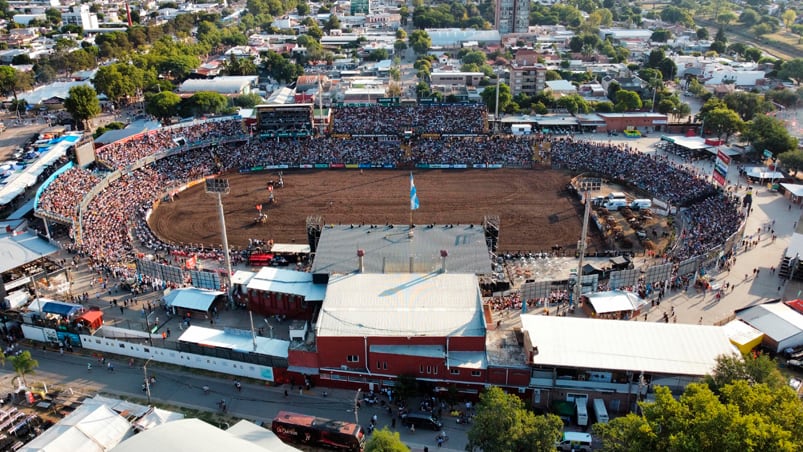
left=148, top=169, right=596, bottom=252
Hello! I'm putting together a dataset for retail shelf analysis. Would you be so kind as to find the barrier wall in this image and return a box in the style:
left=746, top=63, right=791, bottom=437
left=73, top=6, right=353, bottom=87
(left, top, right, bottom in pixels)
left=22, top=323, right=276, bottom=381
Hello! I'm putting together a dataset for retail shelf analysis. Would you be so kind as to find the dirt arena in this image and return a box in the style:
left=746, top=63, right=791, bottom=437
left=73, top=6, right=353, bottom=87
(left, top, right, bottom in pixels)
left=148, top=169, right=597, bottom=252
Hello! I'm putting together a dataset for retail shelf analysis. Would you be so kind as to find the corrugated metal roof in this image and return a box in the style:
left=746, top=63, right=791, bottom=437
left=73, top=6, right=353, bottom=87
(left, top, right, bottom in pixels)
left=311, top=224, right=491, bottom=275
left=737, top=302, right=803, bottom=342
left=318, top=273, right=485, bottom=338
left=177, top=325, right=289, bottom=358
left=246, top=267, right=327, bottom=301
left=520, top=315, right=738, bottom=376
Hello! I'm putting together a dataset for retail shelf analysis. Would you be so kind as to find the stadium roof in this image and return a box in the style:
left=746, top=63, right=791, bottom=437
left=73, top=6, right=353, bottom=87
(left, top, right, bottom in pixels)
left=0, top=221, right=60, bottom=273
left=317, top=272, right=485, bottom=338
left=246, top=267, right=327, bottom=301
left=311, top=224, right=491, bottom=275
left=520, top=315, right=738, bottom=376
left=1, top=134, right=81, bottom=206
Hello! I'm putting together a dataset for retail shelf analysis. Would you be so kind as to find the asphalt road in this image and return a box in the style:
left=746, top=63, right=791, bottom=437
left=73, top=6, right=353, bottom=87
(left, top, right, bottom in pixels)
left=0, top=346, right=467, bottom=452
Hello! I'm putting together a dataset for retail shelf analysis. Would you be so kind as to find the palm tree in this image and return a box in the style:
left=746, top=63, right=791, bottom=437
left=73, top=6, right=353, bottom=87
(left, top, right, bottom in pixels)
left=11, top=351, right=38, bottom=387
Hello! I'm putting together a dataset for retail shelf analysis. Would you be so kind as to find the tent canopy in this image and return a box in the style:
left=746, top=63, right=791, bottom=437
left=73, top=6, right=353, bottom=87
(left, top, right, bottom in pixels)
left=164, top=288, right=223, bottom=312
left=781, top=183, right=803, bottom=198
left=42, top=301, right=83, bottom=318
left=77, top=310, right=103, bottom=329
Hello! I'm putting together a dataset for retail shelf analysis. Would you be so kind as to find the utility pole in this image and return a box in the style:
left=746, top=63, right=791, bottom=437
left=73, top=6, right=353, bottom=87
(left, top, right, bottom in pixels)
left=143, top=358, right=153, bottom=405
left=353, top=388, right=362, bottom=425
left=573, top=193, right=591, bottom=307
left=494, top=74, right=501, bottom=134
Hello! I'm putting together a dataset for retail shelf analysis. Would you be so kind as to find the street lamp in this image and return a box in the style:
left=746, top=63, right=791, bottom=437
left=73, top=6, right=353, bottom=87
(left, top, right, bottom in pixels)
left=143, top=358, right=153, bottom=405
left=205, top=178, right=234, bottom=310
left=353, top=388, right=362, bottom=425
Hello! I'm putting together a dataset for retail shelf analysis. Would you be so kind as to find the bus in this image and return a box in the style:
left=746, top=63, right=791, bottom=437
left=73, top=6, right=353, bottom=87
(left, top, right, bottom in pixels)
left=271, top=411, right=365, bottom=451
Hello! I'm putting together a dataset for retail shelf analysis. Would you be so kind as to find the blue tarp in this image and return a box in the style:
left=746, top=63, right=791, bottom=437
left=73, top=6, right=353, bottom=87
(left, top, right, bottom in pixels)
left=41, top=301, right=83, bottom=317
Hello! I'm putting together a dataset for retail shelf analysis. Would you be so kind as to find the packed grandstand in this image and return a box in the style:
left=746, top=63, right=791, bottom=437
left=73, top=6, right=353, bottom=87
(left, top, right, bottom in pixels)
left=35, top=105, right=743, bottom=277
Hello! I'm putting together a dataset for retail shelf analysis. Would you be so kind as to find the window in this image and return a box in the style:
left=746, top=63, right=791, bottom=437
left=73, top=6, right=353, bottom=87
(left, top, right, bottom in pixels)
left=471, top=370, right=482, bottom=377
left=419, top=365, right=425, bottom=374
left=450, top=368, right=460, bottom=376
left=347, top=355, right=359, bottom=363
left=376, top=361, right=387, bottom=370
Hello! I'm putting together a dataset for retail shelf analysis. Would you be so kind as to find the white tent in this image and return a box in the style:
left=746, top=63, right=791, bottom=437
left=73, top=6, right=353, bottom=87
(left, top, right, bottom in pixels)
left=745, top=167, right=783, bottom=180
left=781, top=183, right=803, bottom=198
left=19, top=403, right=132, bottom=452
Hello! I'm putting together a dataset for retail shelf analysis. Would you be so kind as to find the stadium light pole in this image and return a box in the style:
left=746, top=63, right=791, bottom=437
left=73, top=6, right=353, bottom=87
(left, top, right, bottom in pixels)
left=205, top=178, right=234, bottom=309
left=573, top=190, right=592, bottom=309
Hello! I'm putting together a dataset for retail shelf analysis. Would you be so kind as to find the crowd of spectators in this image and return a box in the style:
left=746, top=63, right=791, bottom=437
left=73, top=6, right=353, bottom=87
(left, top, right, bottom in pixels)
left=411, top=136, right=533, bottom=166
left=34, top=113, right=744, bottom=270
left=331, top=105, right=487, bottom=135
left=95, top=119, right=244, bottom=168
left=549, top=138, right=717, bottom=206
left=37, top=168, right=102, bottom=220
left=673, top=194, right=744, bottom=261
left=216, top=137, right=403, bottom=168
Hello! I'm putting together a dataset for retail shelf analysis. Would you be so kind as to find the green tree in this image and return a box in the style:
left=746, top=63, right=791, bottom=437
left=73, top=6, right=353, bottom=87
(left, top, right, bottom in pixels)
left=145, top=91, right=182, bottom=122
left=615, top=89, right=642, bottom=111
left=779, top=58, right=803, bottom=85
left=182, top=91, right=229, bottom=117
left=595, top=381, right=803, bottom=451
left=778, top=150, right=803, bottom=175
left=480, top=82, right=512, bottom=114
left=723, top=91, right=772, bottom=121
left=93, top=63, right=147, bottom=105
left=0, top=66, right=33, bottom=104
left=232, top=93, right=263, bottom=108
left=704, top=352, right=786, bottom=392
left=745, top=114, right=798, bottom=155
left=64, top=85, right=101, bottom=130
left=696, top=27, right=709, bottom=40
left=782, top=9, right=797, bottom=31
left=468, top=387, right=563, bottom=452
left=409, top=30, right=432, bottom=55
left=739, top=9, right=760, bottom=26
left=45, top=7, right=61, bottom=26
left=10, top=351, right=38, bottom=387
left=766, top=88, right=800, bottom=108
left=365, top=427, right=409, bottom=452
left=703, top=108, right=743, bottom=140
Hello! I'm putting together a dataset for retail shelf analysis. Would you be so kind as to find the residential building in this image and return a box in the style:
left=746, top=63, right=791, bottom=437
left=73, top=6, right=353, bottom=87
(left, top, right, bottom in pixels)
left=351, top=0, right=370, bottom=15
left=495, top=0, right=529, bottom=35
left=507, top=60, right=546, bottom=97
left=62, top=4, right=99, bottom=30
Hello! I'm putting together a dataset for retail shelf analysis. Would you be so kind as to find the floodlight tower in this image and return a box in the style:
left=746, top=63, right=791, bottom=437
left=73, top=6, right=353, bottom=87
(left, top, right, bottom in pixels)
left=573, top=185, right=592, bottom=308
left=205, top=178, right=234, bottom=309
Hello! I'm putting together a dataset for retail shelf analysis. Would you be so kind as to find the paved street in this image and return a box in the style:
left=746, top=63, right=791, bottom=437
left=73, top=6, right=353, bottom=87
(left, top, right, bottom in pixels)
left=0, top=347, right=467, bottom=452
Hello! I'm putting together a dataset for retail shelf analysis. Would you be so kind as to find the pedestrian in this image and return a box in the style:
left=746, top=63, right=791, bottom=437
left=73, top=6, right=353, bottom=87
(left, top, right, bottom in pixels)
left=391, top=417, right=396, bottom=429
left=284, top=389, right=288, bottom=397
left=107, top=362, right=114, bottom=372
left=235, top=380, right=242, bottom=392
left=119, top=306, right=124, bottom=315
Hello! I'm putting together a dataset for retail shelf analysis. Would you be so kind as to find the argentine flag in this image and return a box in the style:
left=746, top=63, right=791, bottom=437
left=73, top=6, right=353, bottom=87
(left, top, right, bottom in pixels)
left=410, top=172, right=420, bottom=210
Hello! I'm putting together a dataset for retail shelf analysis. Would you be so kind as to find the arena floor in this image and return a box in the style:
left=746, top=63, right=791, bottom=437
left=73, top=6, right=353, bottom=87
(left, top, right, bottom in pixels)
left=148, top=168, right=600, bottom=253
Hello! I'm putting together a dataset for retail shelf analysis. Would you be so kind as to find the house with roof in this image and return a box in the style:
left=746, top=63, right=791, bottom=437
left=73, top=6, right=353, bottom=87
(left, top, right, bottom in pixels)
left=545, top=80, right=577, bottom=97
left=735, top=300, right=803, bottom=353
